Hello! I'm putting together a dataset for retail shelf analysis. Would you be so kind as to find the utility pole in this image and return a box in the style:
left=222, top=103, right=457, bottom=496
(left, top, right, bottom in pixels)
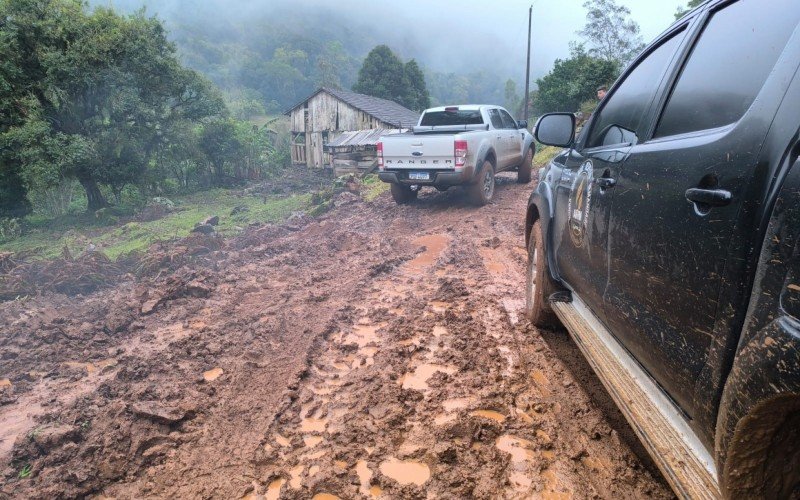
left=523, top=5, right=532, bottom=122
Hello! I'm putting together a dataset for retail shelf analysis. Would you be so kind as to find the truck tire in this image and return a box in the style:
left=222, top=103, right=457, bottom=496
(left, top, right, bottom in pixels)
left=525, top=220, right=559, bottom=328
left=518, top=147, right=533, bottom=184
left=469, top=161, right=495, bottom=206
left=390, top=183, right=418, bottom=204
left=722, top=396, right=800, bottom=499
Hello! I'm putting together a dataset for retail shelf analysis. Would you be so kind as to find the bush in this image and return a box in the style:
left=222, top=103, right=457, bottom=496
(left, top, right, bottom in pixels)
left=0, top=218, right=22, bottom=243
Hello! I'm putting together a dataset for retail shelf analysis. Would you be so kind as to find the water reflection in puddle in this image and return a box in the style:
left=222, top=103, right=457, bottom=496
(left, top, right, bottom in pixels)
left=203, top=367, right=224, bottom=382
left=407, top=234, right=450, bottom=272
left=265, top=477, right=285, bottom=500
left=379, top=458, right=431, bottom=486
left=303, top=435, right=323, bottom=448
left=442, top=397, right=474, bottom=412
left=470, top=409, right=506, bottom=423
left=400, top=363, right=456, bottom=391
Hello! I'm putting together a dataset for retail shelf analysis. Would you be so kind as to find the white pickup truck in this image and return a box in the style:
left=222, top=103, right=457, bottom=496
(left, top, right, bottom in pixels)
left=377, top=105, right=536, bottom=205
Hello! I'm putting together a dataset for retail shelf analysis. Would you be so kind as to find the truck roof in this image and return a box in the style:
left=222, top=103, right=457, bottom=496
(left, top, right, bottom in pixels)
left=423, top=105, right=489, bottom=113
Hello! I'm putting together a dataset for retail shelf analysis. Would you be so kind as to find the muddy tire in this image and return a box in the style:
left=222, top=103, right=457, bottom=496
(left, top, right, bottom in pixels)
left=518, top=147, right=533, bottom=184
left=723, top=398, right=800, bottom=499
left=469, top=161, right=495, bottom=206
left=525, top=220, right=559, bottom=328
left=390, top=183, right=418, bottom=204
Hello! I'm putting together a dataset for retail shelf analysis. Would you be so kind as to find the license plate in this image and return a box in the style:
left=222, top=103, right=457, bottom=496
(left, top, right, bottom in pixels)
left=409, top=172, right=430, bottom=181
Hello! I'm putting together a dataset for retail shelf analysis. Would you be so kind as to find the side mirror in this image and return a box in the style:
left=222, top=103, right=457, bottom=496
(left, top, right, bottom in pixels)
left=517, top=120, right=528, bottom=129
left=534, top=113, right=576, bottom=148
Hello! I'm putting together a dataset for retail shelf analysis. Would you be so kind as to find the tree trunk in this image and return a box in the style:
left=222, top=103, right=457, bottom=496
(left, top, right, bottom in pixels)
left=78, top=175, right=108, bottom=212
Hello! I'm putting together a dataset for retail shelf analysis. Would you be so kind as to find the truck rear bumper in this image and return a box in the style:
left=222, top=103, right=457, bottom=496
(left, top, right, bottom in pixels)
left=378, top=166, right=475, bottom=187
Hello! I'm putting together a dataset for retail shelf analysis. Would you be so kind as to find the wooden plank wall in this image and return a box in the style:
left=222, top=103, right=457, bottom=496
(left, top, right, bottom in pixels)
left=289, top=90, right=392, bottom=168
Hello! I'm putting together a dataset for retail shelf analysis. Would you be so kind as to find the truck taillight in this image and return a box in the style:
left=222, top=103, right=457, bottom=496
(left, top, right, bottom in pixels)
left=455, top=140, right=468, bottom=168
left=377, top=141, right=384, bottom=170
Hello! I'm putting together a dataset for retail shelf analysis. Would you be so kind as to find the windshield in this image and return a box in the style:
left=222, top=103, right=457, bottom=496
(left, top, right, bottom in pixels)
left=419, top=110, right=484, bottom=126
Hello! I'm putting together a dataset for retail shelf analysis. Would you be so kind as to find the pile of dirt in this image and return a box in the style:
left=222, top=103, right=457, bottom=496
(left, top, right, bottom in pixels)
left=0, top=249, right=126, bottom=301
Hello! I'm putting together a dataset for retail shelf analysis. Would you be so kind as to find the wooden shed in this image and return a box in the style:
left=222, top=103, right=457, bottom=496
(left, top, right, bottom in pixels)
left=284, top=87, right=420, bottom=169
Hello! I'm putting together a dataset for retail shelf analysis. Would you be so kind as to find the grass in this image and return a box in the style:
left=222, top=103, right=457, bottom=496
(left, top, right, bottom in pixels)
left=18, top=464, right=32, bottom=479
left=534, top=144, right=562, bottom=167
left=0, top=189, right=312, bottom=261
left=360, top=174, right=389, bottom=202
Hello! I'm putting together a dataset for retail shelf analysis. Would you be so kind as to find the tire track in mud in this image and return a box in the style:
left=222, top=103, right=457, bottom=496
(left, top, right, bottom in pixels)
left=245, top=176, right=673, bottom=499
left=1, top=176, right=673, bottom=499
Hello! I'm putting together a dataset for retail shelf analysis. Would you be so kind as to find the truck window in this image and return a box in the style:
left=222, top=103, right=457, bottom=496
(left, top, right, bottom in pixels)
left=419, top=110, right=484, bottom=126
left=654, top=0, right=800, bottom=138
left=586, top=30, right=685, bottom=148
left=488, top=109, right=504, bottom=129
left=499, top=109, right=518, bottom=129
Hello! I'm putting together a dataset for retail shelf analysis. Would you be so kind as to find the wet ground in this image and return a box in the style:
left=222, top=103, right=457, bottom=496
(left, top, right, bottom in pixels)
left=0, top=174, right=673, bottom=498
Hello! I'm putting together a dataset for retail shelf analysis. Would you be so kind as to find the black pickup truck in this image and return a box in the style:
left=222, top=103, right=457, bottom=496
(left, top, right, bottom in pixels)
left=526, top=0, right=800, bottom=497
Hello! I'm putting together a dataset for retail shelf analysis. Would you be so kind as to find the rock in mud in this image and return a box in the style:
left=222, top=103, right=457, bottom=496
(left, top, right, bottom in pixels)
left=132, top=401, right=191, bottom=424
left=140, top=299, right=160, bottom=315
left=32, top=424, right=78, bottom=450
left=334, top=191, right=360, bottom=207
left=192, top=224, right=216, bottom=235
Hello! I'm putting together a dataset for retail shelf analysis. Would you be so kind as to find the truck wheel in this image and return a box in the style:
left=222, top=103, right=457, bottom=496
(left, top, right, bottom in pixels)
left=722, top=397, right=800, bottom=499
left=525, top=220, right=559, bottom=328
left=518, top=147, right=533, bottom=184
left=469, top=162, right=495, bottom=206
left=390, top=183, right=418, bottom=204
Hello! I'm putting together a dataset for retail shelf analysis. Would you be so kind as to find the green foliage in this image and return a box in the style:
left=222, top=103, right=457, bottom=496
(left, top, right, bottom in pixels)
left=18, top=464, right=32, bottom=479
left=534, top=145, right=562, bottom=167
left=0, top=218, right=22, bottom=243
left=532, top=45, right=620, bottom=114
left=675, top=0, right=705, bottom=20
left=353, top=45, right=430, bottom=111
left=426, top=70, right=505, bottom=109
left=578, top=0, right=644, bottom=66
left=0, top=189, right=311, bottom=260
left=403, top=60, right=431, bottom=111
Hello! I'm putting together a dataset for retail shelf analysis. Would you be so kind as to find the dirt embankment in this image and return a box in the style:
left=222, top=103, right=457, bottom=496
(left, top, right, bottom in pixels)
left=0, top=175, right=673, bottom=499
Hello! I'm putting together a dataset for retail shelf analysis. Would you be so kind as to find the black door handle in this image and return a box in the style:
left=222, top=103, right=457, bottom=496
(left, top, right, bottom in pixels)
left=685, top=188, right=732, bottom=207
left=596, top=177, right=616, bottom=189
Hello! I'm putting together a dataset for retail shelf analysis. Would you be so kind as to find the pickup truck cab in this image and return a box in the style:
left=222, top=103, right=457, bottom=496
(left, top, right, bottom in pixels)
left=526, top=0, right=800, bottom=497
left=377, top=105, right=535, bottom=205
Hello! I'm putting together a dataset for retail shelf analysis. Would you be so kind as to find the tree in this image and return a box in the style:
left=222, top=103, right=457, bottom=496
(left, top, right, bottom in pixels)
left=532, top=44, right=620, bottom=115
left=578, top=0, right=644, bottom=66
left=200, top=120, right=243, bottom=184
left=403, top=60, right=430, bottom=111
left=353, top=45, right=406, bottom=103
left=353, top=45, right=430, bottom=111
left=675, top=0, right=705, bottom=20
left=0, top=0, right=225, bottom=211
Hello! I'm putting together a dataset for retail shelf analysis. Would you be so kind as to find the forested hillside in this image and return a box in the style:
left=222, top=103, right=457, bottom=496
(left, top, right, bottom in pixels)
left=93, top=0, right=511, bottom=115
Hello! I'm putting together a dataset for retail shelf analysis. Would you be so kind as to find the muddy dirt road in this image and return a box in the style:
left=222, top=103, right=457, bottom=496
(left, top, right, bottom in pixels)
left=0, top=175, right=673, bottom=499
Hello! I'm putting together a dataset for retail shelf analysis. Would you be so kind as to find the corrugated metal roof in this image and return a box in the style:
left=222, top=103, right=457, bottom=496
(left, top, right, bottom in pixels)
left=284, top=87, right=421, bottom=129
left=325, top=129, right=405, bottom=150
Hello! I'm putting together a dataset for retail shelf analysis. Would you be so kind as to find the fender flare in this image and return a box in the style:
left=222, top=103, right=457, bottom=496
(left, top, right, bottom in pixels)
left=474, top=144, right=497, bottom=182
left=525, top=180, right=561, bottom=283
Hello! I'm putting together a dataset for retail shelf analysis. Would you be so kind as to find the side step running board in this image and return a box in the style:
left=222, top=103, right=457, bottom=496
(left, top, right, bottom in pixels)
left=551, top=297, right=721, bottom=500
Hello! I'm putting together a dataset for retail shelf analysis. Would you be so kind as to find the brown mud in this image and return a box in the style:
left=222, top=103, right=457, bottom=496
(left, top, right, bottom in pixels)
left=0, top=175, right=673, bottom=499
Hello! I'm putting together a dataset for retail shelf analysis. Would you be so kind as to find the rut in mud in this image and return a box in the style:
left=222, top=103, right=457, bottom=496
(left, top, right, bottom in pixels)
left=0, top=175, right=673, bottom=499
